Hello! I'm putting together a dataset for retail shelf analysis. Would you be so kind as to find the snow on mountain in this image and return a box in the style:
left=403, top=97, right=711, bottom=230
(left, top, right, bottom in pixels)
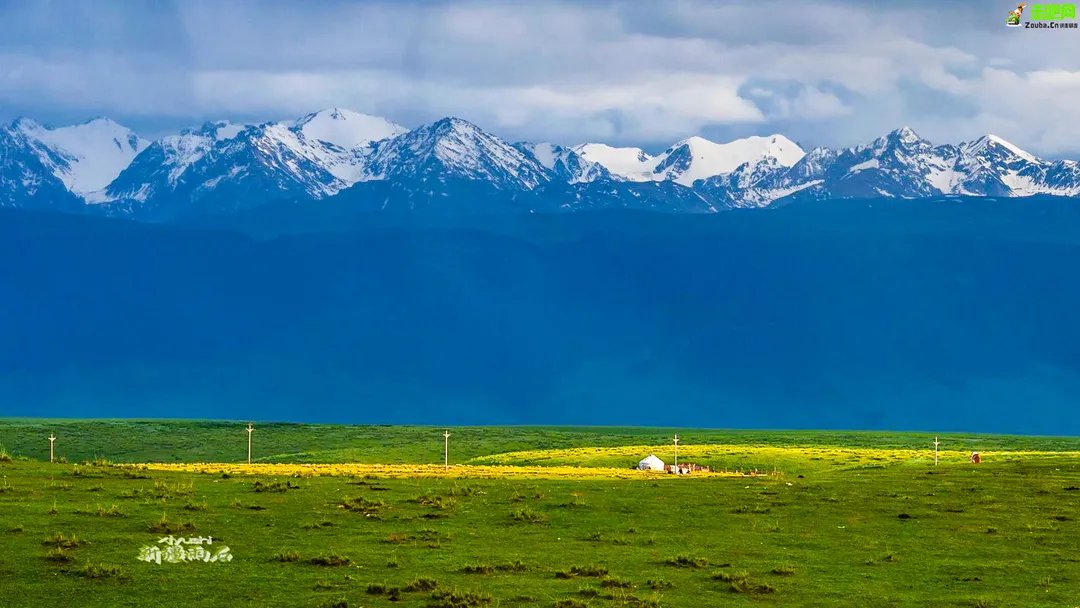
left=822, top=126, right=948, bottom=199
left=0, top=121, right=82, bottom=209
left=102, top=121, right=249, bottom=203
left=573, top=135, right=804, bottom=187
left=293, top=108, right=407, bottom=150
left=4, top=109, right=1080, bottom=216
left=821, top=128, right=1080, bottom=199
left=12, top=117, right=146, bottom=195
left=103, top=108, right=409, bottom=212
left=696, top=154, right=822, bottom=209
left=952, top=134, right=1050, bottom=196
left=572, top=143, right=654, bottom=181
left=516, top=142, right=609, bottom=184
left=963, top=134, right=1039, bottom=164
left=362, top=117, right=550, bottom=190
left=652, top=135, right=804, bottom=186
left=722, top=128, right=1080, bottom=204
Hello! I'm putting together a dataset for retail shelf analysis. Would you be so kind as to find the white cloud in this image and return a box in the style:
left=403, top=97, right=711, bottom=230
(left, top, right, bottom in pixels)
left=962, top=68, right=1080, bottom=155
left=1, top=0, right=1078, bottom=156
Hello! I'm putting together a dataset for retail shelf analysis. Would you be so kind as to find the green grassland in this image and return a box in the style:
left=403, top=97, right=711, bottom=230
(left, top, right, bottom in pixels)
left=1, top=420, right=1080, bottom=607
left=4, top=419, right=1080, bottom=464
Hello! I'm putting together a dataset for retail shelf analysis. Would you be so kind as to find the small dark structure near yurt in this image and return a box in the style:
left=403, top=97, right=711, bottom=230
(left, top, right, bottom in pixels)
left=666, top=463, right=710, bottom=475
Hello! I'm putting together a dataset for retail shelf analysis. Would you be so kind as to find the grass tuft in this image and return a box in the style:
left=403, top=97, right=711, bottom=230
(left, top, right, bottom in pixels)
left=253, top=479, right=299, bottom=493
left=404, top=577, right=438, bottom=592
left=45, top=548, right=73, bottom=563
left=338, top=496, right=386, bottom=517
left=302, top=520, right=336, bottom=530
left=570, top=565, right=608, bottom=577
left=43, top=533, right=87, bottom=549
left=95, top=504, right=125, bottom=518
left=147, top=513, right=195, bottom=534
left=666, top=555, right=708, bottom=569
left=646, top=579, right=673, bottom=590
left=713, top=570, right=775, bottom=594
left=77, top=563, right=125, bottom=579
left=509, top=507, right=548, bottom=524
left=274, top=551, right=300, bottom=562
left=428, top=588, right=494, bottom=608
left=414, top=494, right=458, bottom=510
left=308, top=553, right=350, bottom=567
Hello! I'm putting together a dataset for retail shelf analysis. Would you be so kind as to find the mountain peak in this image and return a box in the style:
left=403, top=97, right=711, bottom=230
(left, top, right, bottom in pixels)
left=364, top=116, right=549, bottom=190
left=428, top=116, right=483, bottom=135
left=9, top=117, right=42, bottom=132
left=80, top=116, right=120, bottom=127
left=887, top=126, right=923, bottom=144
left=572, top=143, right=654, bottom=182
left=320, top=107, right=348, bottom=120
left=296, top=107, right=361, bottom=124
left=6, top=116, right=146, bottom=195
left=293, top=108, right=406, bottom=149
left=964, top=134, right=1040, bottom=163
left=653, top=134, right=805, bottom=186
left=190, top=120, right=247, bottom=141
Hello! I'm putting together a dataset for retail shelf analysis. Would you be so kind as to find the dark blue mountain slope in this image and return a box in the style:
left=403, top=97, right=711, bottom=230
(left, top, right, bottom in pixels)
left=2, top=200, right=1079, bottom=433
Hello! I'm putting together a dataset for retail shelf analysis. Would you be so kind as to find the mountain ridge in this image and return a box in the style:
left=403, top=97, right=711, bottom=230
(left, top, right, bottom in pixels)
left=2, top=111, right=1078, bottom=220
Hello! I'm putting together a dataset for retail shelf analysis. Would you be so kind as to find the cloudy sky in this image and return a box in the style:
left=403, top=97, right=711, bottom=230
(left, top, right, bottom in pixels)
left=1, top=0, right=1079, bottom=157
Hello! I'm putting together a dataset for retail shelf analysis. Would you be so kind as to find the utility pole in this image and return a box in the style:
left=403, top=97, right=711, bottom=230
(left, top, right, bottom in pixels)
left=246, top=424, right=255, bottom=465
left=48, top=434, right=56, bottom=463
left=673, top=434, right=679, bottom=471
left=933, top=436, right=940, bottom=466
left=443, top=429, right=451, bottom=470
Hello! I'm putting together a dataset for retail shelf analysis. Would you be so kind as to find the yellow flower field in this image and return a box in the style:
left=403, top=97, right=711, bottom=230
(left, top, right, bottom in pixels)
left=466, top=444, right=968, bottom=466
left=128, top=445, right=1080, bottom=480
left=127, top=462, right=753, bottom=480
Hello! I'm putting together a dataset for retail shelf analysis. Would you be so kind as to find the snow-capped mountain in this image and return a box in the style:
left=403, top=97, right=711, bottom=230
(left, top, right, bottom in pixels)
left=572, top=143, right=654, bottom=181
left=651, top=135, right=804, bottom=186
left=3, top=111, right=1079, bottom=219
left=361, top=117, right=550, bottom=190
left=102, top=121, right=245, bottom=204
left=573, top=134, right=804, bottom=187
left=515, top=142, right=609, bottom=184
left=101, top=110, right=409, bottom=217
left=699, top=127, right=1080, bottom=208
left=953, top=134, right=1080, bottom=197
left=176, top=122, right=351, bottom=209
left=0, top=121, right=81, bottom=210
left=293, top=108, right=407, bottom=150
left=0, top=117, right=146, bottom=206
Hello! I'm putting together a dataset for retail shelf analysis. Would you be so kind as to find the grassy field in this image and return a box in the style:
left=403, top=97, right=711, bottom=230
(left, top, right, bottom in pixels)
left=1, top=420, right=1080, bottom=607
left=4, top=418, right=1080, bottom=464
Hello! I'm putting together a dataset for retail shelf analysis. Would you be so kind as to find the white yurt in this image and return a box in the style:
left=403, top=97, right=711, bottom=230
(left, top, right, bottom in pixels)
left=637, top=454, right=665, bottom=471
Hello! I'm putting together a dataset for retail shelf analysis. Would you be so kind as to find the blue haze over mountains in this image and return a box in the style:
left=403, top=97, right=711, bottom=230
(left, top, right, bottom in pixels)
left=3, top=109, right=1080, bottom=433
